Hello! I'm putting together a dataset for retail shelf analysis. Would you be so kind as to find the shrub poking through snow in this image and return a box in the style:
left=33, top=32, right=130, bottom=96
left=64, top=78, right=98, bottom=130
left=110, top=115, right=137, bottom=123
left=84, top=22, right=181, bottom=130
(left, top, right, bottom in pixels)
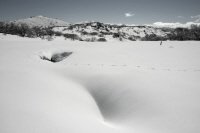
left=85, top=37, right=97, bottom=42
left=40, top=52, right=73, bottom=63
left=128, top=36, right=136, bottom=41
left=64, top=34, right=79, bottom=40
left=97, top=38, right=107, bottom=42
left=51, top=52, right=72, bottom=62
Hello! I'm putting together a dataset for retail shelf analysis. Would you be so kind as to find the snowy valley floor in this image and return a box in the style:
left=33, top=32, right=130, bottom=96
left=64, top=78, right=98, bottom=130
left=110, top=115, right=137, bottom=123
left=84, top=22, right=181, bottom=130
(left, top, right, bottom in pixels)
left=0, top=34, right=200, bottom=133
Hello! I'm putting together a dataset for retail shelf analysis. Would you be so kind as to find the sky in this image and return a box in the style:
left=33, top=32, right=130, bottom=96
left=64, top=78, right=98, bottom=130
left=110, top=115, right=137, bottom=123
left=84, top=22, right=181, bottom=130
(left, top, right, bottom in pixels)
left=0, top=0, right=200, bottom=24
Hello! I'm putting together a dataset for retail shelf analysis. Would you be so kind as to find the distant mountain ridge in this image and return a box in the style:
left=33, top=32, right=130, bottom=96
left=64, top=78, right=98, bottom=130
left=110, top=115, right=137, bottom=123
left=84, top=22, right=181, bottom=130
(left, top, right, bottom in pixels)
left=10, top=15, right=69, bottom=28
left=0, top=16, right=200, bottom=41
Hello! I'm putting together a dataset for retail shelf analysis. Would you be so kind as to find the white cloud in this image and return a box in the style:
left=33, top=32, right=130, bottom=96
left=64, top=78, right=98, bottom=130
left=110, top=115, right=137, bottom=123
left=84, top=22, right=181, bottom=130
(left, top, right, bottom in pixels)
left=151, top=14, right=200, bottom=28
left=125, top=12, right=135, bottom=17
left=153, top=22, right=200, bottom=28
left=191, top=15, right=200, bottom=19
left=191, top=15, right=200, bottom=22
left=178, top=16, right=184, bottom=18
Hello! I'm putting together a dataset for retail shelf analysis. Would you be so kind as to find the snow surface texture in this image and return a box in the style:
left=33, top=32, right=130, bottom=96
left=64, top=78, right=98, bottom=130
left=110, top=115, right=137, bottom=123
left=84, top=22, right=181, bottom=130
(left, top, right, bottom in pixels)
left=0, top=34, right=200, bottom=133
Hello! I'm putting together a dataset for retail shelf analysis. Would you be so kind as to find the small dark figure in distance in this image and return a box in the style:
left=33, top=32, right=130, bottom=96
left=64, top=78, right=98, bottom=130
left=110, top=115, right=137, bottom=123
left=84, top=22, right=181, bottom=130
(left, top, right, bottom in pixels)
left=160, top=41, right=163, bottom=45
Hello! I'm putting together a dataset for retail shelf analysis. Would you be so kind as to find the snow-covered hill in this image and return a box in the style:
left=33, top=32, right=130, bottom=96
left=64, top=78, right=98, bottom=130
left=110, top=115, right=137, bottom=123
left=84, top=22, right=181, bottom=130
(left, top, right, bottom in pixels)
left=52, top=22, right=167, bottom=41
left=10, top=15, right=69, bottom=28
left=1, top=16, right=200, bottom=41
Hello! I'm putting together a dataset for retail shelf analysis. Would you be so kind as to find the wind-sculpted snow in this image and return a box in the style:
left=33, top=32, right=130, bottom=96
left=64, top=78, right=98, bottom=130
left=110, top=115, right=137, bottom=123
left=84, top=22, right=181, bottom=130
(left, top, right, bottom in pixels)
left=81, top=76, right=140, bottom=122
left=0, top=34, right=200, bottom=133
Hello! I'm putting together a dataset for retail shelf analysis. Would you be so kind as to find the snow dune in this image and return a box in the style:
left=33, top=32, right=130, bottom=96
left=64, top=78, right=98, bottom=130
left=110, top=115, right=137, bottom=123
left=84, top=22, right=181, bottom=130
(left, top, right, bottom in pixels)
left=0, top=34, right=200, bottom=133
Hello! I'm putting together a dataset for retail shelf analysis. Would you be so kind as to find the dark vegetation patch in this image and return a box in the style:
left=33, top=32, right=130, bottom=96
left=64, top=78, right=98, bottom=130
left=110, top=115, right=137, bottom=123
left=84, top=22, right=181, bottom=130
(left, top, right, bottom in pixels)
left=40, top=52, right=73, bottom=63
left=97, top=38, right=107, bottom=42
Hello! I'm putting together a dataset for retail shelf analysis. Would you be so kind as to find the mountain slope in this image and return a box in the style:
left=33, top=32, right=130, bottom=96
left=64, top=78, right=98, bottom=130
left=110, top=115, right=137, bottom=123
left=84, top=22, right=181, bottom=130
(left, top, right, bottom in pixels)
left=10, top=15, right=69, bottom=28
left=1, top=16, right=200, bottom=41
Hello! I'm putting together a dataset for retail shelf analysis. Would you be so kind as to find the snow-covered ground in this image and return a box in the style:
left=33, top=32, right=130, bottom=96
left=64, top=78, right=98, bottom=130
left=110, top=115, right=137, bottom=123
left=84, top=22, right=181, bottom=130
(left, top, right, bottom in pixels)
left=0, top=34, right=200, bottom=133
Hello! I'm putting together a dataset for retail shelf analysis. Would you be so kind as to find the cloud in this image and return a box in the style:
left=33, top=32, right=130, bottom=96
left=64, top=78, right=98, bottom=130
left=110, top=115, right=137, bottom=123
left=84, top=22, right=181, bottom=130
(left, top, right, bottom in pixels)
left=178, top=16, right=184, bottom=18
left=125, top=12, right=135, bottom=17
left=153, top=22, right=200, bottom=28
left=191, top=15, right=200, bottom=22
left=151, top=14, right=200, bottom=28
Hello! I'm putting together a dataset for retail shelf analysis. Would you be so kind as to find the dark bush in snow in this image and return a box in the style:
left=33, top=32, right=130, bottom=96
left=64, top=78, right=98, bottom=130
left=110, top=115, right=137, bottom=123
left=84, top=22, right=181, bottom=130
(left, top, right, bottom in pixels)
left=64, top=33, right=79, bottom=40
left=54, top=31, right=63, bottom=36
left=97, top=38, right=107, bottom=42
left=128, top=36, right=136, bottom=41
left=40, top=52, right=73, bottom=63
left=90, top=32, right=98, bottom=36
left=98, top=34, right=104, bottom=37
left=84, top=37, right=97, bottom=42
left=141, top=34, right=167, bottom=41
left=100, top=31, right=112, bottom=35
left=67, top=25, right=73, bottom=30
left=51, top=52, right=73, bottom=62
left=81, top=31, right=89, bottom=35
left=161, top=25, right=200, bottom=41
left=113, top=33, right=120, bottom=38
